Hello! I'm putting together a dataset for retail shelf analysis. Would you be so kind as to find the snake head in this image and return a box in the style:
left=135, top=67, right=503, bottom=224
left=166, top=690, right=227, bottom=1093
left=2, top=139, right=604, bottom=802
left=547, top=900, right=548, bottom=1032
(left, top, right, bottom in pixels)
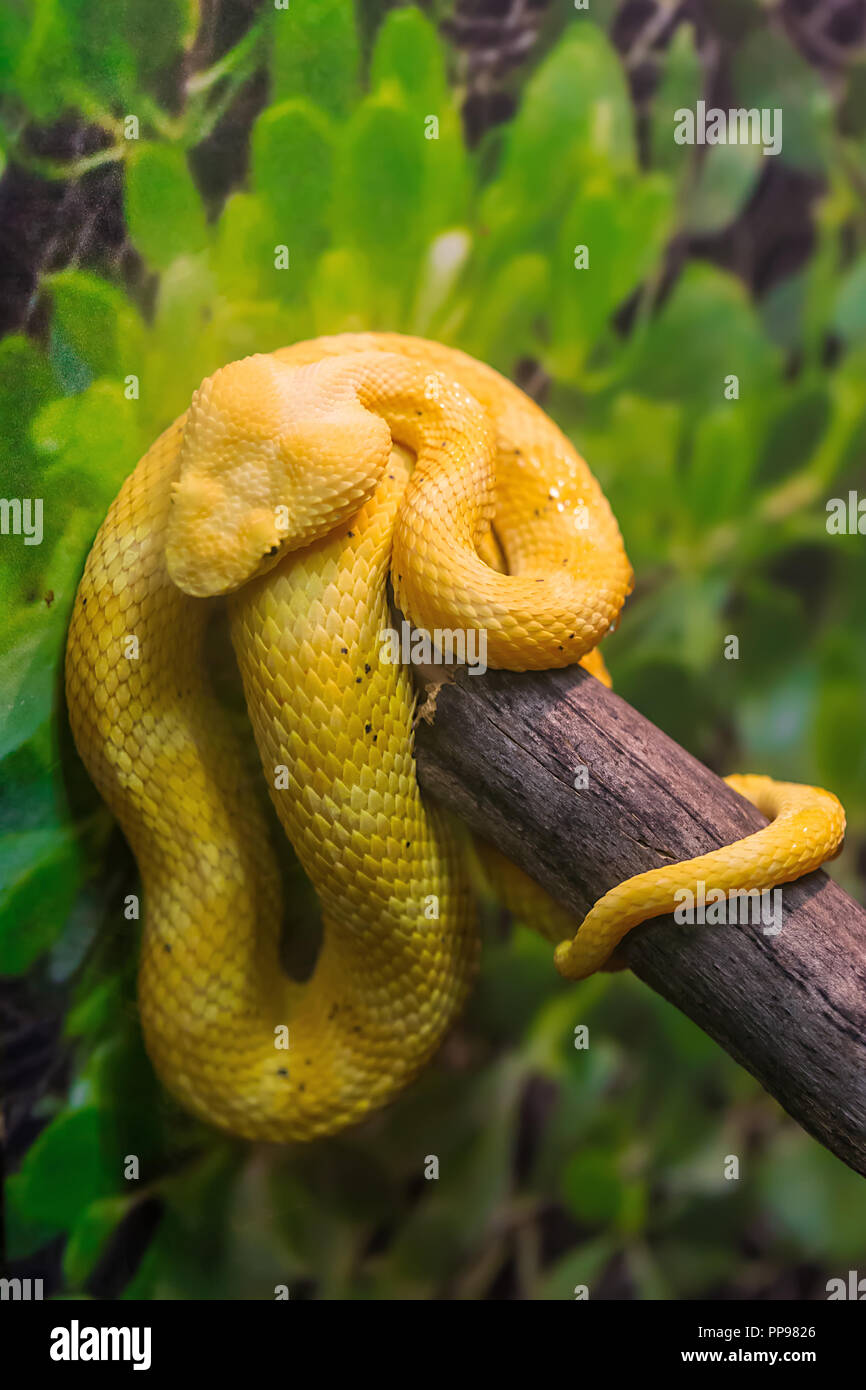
left=165, top=354, right=389, bottom=597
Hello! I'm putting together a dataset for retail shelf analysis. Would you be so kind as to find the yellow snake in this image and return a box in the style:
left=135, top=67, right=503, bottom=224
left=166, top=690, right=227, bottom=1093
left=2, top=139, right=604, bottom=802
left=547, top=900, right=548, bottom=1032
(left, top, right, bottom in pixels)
left=65, top=334, right=846, bottom=1142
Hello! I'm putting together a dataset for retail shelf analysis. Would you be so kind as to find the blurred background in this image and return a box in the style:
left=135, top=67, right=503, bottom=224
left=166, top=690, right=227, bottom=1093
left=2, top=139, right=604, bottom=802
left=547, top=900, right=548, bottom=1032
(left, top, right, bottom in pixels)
left=1, top=0, right=865, bottom=1300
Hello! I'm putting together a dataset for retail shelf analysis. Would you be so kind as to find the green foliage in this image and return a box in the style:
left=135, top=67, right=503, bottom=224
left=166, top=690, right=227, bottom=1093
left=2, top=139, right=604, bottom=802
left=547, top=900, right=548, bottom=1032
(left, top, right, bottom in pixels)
left=251, top=101, right=335, bottom=268
left=0, top=826, right=83, bottom=972
left=734, top=26, right=834, bottom=172
left=270, top=0, right=360, bottom=120
left=13, top=1108, right=121, bottom=1232
left=125, top=146, right=209, bottom=270
left=1, top=0, right=865, bottom=1301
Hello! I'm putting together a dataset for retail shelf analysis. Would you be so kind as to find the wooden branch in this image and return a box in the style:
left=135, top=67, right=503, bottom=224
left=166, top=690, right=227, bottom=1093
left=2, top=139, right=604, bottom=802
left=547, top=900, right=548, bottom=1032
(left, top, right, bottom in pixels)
left=414, top=666, right=866, bottom=1176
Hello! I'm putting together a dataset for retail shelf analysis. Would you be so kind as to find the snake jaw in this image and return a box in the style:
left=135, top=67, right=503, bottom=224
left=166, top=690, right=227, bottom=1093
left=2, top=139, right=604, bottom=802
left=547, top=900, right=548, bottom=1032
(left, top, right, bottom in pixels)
left=165, top=469, right=287, bottom=597
left=164, top=354, right=299, bottom=597
left=164, top=353, right=395, bottom=598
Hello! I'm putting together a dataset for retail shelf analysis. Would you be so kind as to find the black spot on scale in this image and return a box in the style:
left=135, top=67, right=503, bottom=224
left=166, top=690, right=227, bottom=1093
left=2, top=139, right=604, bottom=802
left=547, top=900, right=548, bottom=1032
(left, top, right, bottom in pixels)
left=163, top=943, right=171, bottom=953
left=347, top=531, right=354, bottom=538
left=365, top=723, right=372, bottom=733
left=265, top=545, right=279, bottom=557
left=277, top=1068, right=288, bottom=1078
left=341, top=646, right=348, bottom=655
left=364, top=663, right=371, bottom=674
left=356, top=676, right=362, bottom=684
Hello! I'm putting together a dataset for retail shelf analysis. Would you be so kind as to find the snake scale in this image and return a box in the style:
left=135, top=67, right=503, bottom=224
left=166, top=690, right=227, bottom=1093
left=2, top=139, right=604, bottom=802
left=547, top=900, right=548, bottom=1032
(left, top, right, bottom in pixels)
left=65, top=334, right=846, bottom=1141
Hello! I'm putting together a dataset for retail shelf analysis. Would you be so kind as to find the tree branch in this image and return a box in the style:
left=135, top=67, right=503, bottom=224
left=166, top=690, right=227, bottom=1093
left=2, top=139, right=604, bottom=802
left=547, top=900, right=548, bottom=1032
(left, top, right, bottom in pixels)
left=414, top=666, right=866, bottom=1177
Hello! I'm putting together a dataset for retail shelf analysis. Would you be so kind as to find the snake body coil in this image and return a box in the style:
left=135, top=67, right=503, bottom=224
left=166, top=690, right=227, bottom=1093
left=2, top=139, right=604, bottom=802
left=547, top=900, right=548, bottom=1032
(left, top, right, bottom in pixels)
left=65, top=334, right=845, bottom=1141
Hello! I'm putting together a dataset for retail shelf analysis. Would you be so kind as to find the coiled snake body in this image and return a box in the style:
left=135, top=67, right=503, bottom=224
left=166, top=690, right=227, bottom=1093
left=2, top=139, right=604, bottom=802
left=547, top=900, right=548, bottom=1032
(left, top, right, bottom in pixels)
left=65, top=334, right=845, bottom=1141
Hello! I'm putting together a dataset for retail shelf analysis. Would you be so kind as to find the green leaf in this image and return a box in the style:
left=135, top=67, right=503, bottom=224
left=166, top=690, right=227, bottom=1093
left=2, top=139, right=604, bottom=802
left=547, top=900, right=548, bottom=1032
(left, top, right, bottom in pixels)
left=0, top=622, right=63, bottom=764
left=685, top=140, right=762, bottom=234
left=370, top=11, right=469, bottom=244
left=66, top=0, right=137, bottom=107
left=212, top=192, right=277, bottom=300
left=310, top=247, right=373, bottom=336
left=684, top=407, right=755, bottom=524
left=13, top=0, right=78, bottom=123
left=760, top=1131, right=866, bottom=1263
left=332, top=94, right=426, bottom=323
left=12, top=1109, right=120, bottom=1233
left=571, top=392, right=682, bottom=570
left=651, top=23, right=703, bottom=174
left=461, top=253, right=548, bottom=373
left=370, top=7, right=448, bottom=115
left=733, top=28, right=833, bottom=172
left=202, top=299, right=305, bottom=375
left=814, top=636, right=866, bottom=812
left=550, top=170, right=673, bottom=376
left=832, top=254, right=866, bottom=345
left=34, top=381, right=142, bottom=508
left=5, top=1174, right=61, bottom=1259
left=754, top=383, right=830, bottom=490
left=0, top=0, right=33, bottom=88
left=48, top=271, right=142, bottom=380
left=66, top=974, right=127, bottom=1040
left=487, top=25, right=635, bottom=216
left=0, top=505, right=106, bottom=763
left=761, top=270, right=808, bottom=352
left=726, top=578, right=805, bottom=692
left=385, top=1071, right=517, bottom=1287
left=533, top=1236, right=617, bottom=1301
left=122, top=1148, right=240, bottom=1300
left=64, top=1196, right=131, bottom=1289
left=125, top=145, right=208, bottom=271
left=629, top=264, right=780, bottom=414
left=0, top=335, right=54, bottom=458
left=0, top=826, right=83, bottom=972
left=409, top=229, right=472, bottom=337
left=270, top=0, right=359, bottom=120
left=0, top=736, right=66, bottom=836
left=251, top=100, right=334, bottom=273
left=121, top=0, right=194, bottom=85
